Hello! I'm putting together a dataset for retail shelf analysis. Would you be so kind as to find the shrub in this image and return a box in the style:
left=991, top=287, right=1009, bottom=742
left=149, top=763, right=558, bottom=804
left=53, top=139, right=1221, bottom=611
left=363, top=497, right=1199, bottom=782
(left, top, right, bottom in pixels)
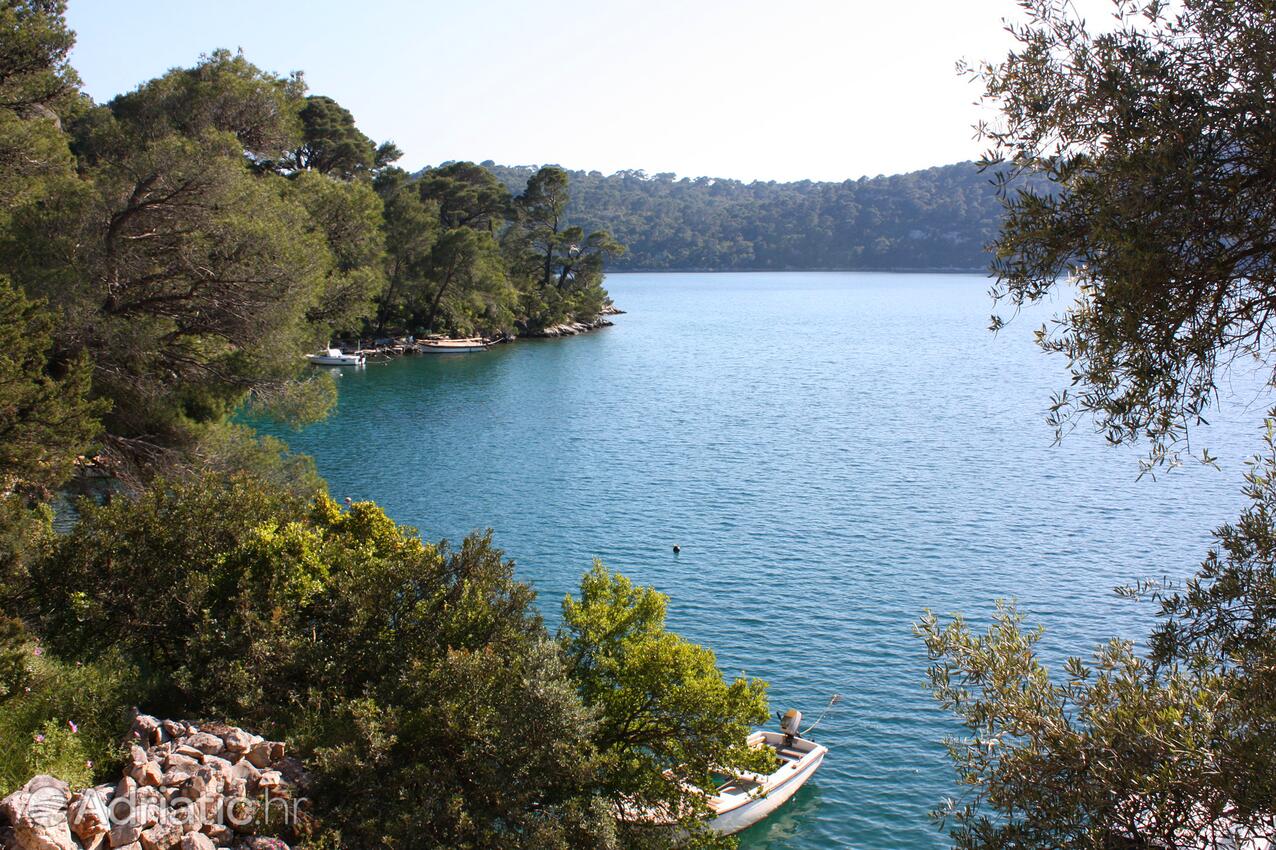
left=31, top=473, right=612, bottom=847
left=0, top=643, right=136, bottom=795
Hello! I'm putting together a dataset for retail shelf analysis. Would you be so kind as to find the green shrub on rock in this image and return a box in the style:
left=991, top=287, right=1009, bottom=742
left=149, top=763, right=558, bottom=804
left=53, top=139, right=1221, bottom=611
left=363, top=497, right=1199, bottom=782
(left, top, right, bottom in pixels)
left=30, top=474, right=614, bottom=847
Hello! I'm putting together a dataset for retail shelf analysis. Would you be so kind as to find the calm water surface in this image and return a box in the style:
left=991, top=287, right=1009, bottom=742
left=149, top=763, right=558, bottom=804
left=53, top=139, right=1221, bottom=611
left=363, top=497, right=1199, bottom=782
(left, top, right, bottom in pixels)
left=275, top=272, right=1265, bottom=849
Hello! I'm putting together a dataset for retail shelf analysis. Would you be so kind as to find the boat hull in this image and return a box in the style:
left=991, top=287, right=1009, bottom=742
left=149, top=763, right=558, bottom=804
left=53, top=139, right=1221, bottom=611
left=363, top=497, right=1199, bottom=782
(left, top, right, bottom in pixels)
left=709, top=747, right=825, bottom=835
left=306, top=355, right=364, bottom=366
left=418, top=345, right=489, bottom=353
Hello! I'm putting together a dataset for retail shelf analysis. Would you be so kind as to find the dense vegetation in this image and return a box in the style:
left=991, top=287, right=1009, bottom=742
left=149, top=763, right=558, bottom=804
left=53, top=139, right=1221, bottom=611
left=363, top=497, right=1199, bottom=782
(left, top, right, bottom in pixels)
left=920, top=1, right=1276, bottom=847
left=480, top=161, right=1006, bottom=271
left=0, top=4, right=759, bottom=849
left=0, top=5, right=619, bottom=481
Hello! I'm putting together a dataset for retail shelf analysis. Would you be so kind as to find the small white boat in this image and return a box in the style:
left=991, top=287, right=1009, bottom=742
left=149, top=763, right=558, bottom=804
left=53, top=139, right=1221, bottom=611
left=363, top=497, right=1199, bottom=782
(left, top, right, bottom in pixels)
left=306, top=347, right=365, bottom=366
left=622, top=702, right=833, bottom=838
left=706, top=716, right=828, bottom=835
left=417, top=337, right=492, bottom=354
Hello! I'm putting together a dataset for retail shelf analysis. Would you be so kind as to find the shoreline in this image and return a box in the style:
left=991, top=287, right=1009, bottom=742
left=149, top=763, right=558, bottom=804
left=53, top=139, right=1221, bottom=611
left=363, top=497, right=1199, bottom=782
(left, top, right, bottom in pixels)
left=343, top=304, right=625, bottom=359
left=605, top=266, right=989, bottom=275
left=518, top=304, right=624, bottom=339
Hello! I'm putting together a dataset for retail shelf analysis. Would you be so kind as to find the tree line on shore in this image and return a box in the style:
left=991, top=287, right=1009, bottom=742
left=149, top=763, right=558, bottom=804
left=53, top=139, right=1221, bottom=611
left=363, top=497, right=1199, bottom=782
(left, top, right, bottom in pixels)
left=0, top=4, right=757, bottom=850
left=0, top=4, right=621, bottom=482
left=478, top=161, right=1010, bottom=272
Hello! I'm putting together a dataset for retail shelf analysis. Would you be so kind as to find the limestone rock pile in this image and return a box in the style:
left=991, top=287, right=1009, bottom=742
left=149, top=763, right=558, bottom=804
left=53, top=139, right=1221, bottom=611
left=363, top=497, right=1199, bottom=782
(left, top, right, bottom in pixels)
left=0, top=714, right=301, bottom=850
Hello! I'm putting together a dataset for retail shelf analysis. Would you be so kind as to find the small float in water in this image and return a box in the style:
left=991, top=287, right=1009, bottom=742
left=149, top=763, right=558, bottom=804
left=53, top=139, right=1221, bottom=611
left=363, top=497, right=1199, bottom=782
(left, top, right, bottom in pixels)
left=705, top=702, right=832, bottom=835
left=306, top=347, right=365, bottom=366
left=417, top=337, right=493, bottom=354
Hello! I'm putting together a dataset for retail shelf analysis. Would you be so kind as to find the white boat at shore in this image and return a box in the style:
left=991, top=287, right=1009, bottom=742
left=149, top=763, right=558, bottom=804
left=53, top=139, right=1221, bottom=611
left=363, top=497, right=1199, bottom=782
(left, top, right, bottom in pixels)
left=706, top=717, right=828, bottom=835
left=417, top=337, right=492, bottom=353
left=306, top=347, right=365, bottom=366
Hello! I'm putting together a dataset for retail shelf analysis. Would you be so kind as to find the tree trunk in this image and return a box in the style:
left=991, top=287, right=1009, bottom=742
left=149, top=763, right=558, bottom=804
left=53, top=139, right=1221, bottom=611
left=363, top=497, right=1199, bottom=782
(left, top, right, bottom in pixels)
left=541, top=241, right=555, bottom=289
left=375, top=260, right=401, bottom=335
left=421, top=266, right=455, bottom=333
left=540, top=216, right=560, bottom=288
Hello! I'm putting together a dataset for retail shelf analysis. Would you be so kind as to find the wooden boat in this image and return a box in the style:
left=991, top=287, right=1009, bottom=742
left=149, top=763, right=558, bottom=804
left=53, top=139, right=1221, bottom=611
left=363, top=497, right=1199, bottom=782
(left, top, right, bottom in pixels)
left=306, top=347, right=365, bottom=366
left=417, top=337, right=491, bottom=353
left=706, top=727, right=828, bottom=835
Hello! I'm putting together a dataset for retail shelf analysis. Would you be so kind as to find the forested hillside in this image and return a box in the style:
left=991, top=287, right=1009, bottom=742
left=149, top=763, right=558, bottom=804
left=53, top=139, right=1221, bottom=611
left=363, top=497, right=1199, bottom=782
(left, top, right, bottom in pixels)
left=479, top=161, right=1007, bottom=271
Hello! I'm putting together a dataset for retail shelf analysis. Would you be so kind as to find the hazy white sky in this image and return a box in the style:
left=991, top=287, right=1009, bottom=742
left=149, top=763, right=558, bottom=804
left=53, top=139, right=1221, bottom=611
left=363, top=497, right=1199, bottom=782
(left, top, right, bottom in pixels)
left=64, top=0, right=1110, bottom=183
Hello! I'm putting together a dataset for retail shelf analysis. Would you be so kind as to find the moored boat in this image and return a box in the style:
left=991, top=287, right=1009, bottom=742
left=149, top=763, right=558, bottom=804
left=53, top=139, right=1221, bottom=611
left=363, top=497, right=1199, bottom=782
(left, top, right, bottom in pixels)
left=705, top=710, right=829, bottom=835
left=306, top=347, right=365, bottom=366
left=417, top=337, right=492, bottom=353
left=620, top=702, right=833, bottom=838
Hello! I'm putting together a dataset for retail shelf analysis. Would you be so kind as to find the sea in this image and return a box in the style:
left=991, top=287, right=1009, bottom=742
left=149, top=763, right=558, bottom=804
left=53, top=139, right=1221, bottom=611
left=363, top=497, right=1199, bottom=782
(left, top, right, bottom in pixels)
left=267, top=271, right=1267, bottom=849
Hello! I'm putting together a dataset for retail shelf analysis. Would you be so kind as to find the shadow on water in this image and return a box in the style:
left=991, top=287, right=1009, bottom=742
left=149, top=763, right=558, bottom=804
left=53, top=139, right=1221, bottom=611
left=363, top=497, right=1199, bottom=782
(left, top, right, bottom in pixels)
left=737, top=783, right=825, bottom=850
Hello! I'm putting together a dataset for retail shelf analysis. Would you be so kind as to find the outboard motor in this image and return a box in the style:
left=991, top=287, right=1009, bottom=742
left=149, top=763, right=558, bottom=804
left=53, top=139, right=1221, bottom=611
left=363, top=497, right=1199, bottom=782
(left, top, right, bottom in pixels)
left=779, top=708, right=802, bottom=746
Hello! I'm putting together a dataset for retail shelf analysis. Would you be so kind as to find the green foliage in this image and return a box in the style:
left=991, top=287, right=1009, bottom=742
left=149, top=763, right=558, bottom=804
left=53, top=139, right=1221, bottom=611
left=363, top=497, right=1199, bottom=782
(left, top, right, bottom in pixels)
left=483, top=161, right=1007, bottom=272
left=29, top=474, right=615, bottom=846
left=420, top=227, right=514, bottom=335
left=21, top=720, right=91, bottom=789
left=290, top=95, right=379, bottom=179
left=0, top=497, right=53, bottom=617
left=104, top=48, right=303, bottom=159
left=0, top=614, right=27, bottom=700
left=23, top=474, right=777, bottom=847
left=288, top=170, right=387, bottom=332
left=1140, top=425, right=1276, bottom=819
left=374, top=168, right=440, bottom=333
left=0, top=277, right=104, bottom=496
left=562, top=563, right=772, bottom=849
left=188, top=424, right=327, bottom=499
left=514, top=165, right=572, bottom=289
left=0, top=51, right=393, bottom=477
left=0, top=641, right=138, bottom=796
left=919, top=427, right=1276, bottom=849
left=504, top=166, right=622, bottom=332
left=11, top=124, right=331, bottom=462
left=32, top=473, right=310, bottom=710
left=375, top=162, right=621, bottom=337
left=417, top=160, right=511, bottom=231
left=969, top=0, right=1276, bottom=471
left=0, top=0, right=79, bottom=113
left=917, top=601, right=1241, bottom=849
left=0, top=105, right=78, bottom=232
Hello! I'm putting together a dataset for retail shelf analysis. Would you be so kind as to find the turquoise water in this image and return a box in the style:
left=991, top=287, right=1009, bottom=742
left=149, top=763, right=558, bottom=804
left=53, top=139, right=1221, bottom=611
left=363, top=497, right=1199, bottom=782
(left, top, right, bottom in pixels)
left=272, top=272, right=1265, bottom=849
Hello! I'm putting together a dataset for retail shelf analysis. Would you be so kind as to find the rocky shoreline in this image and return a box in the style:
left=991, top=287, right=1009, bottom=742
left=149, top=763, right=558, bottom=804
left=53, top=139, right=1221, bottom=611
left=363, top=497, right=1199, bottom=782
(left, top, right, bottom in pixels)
left=343, top=304, right=625, bottom=355
left=521, top=304, right=624, bottom=338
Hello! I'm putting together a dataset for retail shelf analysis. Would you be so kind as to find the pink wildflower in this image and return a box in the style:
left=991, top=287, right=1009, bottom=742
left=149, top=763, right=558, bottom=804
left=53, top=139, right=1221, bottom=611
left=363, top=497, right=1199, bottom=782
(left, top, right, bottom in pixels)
left=32, top=646, right=41, bottom=657
left=34, top=734, right=44, bottom=743
left=67, top=720, right=78, bottom=734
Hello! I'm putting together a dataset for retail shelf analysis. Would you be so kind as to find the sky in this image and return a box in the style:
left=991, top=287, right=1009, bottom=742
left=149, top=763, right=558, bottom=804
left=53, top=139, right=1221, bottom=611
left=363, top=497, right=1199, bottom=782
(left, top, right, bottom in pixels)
left=64, top=0, right=1105, bottom=183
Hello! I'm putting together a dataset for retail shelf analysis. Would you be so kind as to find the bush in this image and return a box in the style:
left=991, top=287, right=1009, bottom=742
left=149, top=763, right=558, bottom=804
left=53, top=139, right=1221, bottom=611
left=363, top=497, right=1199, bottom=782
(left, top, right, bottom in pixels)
left=31, top=473, right=613, bottom=847
left=27, top=472, right=772, bottom=848
left=0, top=642, right=137, bottom=795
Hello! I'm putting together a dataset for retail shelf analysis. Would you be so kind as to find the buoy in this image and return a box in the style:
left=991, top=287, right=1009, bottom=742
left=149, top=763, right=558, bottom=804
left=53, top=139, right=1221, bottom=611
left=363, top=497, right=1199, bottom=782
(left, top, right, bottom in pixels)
left=672, top=544, right=681, bottom=554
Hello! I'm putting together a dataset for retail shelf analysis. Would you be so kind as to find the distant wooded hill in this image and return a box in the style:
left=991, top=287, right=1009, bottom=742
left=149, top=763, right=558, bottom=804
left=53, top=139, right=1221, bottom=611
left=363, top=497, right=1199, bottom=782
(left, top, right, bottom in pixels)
left=479, top=161, right=1008, bottom=272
